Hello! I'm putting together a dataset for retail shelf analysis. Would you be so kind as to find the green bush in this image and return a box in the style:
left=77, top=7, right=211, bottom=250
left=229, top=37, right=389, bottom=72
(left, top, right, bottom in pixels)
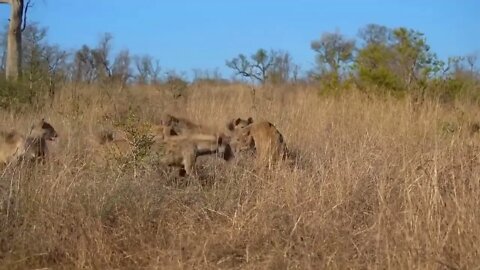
left=0, top=78, right=34, bottom=109
left=0, top=76, right=52, bottom=111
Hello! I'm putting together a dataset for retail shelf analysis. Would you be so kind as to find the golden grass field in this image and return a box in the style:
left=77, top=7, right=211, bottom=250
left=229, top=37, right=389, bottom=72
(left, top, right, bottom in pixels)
left=0, top=83, right=479, bottom=269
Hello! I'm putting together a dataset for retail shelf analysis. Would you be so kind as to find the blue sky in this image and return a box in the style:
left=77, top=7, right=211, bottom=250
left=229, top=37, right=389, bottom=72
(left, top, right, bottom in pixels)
left=0, top=0, right=479, bottom=78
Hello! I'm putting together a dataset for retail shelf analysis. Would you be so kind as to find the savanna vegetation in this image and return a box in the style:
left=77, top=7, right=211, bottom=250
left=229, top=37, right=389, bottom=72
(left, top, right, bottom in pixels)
left=0, top=4, right=479, bottom=269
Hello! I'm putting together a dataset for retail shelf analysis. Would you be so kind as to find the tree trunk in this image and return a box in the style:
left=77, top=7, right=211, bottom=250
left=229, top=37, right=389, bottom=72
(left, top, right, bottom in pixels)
left=5, top=0, right=23, bottom=80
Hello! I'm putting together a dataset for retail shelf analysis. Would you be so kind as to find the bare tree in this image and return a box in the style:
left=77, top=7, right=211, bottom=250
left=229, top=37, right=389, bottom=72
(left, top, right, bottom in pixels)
left=466, top=53, right=478, bottom=74
left=43, top=45, right=67, bottom=99
left=226, top=48, right=276, bottom=84
left=0, top=0, right=32, bottom=80
left=0, top=24, right=8, bottom=71
left=134, top=54, right=161, bottom=84
left=91, top=33, right=113, bottom=81
left=21, top=23, right=47, bottom=93
left=268, top=51, right=296, bottom=84
left=192, top=68, right=224, bottom=83
left=71, top=33, right=114, bottom=84
left=164, top=70, right=188, bottom=99
left=112, top=49, right=132, bottom=86
left=73, top=45, right=95, bottom=83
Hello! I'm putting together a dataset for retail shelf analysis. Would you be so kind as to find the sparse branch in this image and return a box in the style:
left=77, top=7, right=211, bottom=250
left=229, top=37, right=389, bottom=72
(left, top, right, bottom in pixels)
left=0, top=0, right=10, bottom=4
left=21, top=0, right=32, bottom=32
left=466, top=53, right=478, bottom=73
left=229, top=59, right=263, bottom=82
left=226, top=49, right=279, bottom=84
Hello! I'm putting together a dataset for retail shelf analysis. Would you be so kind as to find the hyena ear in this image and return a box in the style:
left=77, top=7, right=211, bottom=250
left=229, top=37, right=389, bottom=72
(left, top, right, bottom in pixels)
left=169, top=128, right=178, bottom=136
left=227, top=118, right=241, bottom=131
left=227, top=121, right=235, bottom=131
left=217, top=136, right=223, bottom=145
left=234, top=118, right=242, bottom=126
left=247, top=117, right=253, bottom=124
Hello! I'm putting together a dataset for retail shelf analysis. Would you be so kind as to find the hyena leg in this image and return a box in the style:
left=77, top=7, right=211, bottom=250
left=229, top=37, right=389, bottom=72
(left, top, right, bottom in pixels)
left=182, top=150, right=197, bottom=177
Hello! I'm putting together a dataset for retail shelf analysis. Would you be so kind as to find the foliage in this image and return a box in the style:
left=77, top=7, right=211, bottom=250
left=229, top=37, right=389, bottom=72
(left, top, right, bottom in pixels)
left=0, top=77, right=33, bottom=109
left=355, top=24, right=446, bottom=95
left=311, top=31, right=356, bottom=76
left=163, top=72, right=189, bottom=99
left=0, top=19, right=478, bottom=104
left=112, top=107, right=155, bottom=173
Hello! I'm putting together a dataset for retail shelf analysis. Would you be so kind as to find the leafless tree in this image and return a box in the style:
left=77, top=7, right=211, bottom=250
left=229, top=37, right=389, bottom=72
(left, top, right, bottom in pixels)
left=112, top=49, right=132, bottom=86
left=91, top=33, right=113, bottom=81
left=0, top=0, right=33, bottom=80
left=73, top=45, right=93, bottom=83
left=43, top=45, right=68, bottom=99
left=466, top=53, right=478, bottom=74
left=134, top=54, right=161, bottom=84
left=226, top=48, right=276, bottom=84
left=268, top=51, right=297, bottom=84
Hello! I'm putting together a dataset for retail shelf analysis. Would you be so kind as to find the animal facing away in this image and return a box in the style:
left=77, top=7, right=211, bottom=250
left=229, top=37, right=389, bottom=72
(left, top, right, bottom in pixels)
left=151, top=133, right=234, bottom=176
left=0, top=130, right=26, bottom=165
left=0, top=119, right=58, bottom=165
left=231, top=118, right=287, bottom=168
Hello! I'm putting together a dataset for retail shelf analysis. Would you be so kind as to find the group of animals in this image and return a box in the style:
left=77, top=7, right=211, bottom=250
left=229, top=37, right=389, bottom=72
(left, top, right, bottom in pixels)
left=0, top=113, right=289, bottom=176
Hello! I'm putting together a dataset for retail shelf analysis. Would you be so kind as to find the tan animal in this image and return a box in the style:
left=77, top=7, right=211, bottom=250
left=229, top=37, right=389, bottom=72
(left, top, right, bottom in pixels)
left=158, top=113, right=215, bottom=137
left=151, top=133, right=234, bottom=176
left=92, top=126, right=234, bottom=176
left=23, top=119, right=59, bottom=162
left=231, top=119, right=287, bottom=168
left=0, top=119, right=58, bottom=165
left=226, top=117, right=253, bottom=134
left=0, top=130, right=26, bottom=165
left=92, top=128, right=133, bottom=163
left=149, top=123, right=175, bottom=141
left=95, top=122, right=170, bottom=144
left=91, top=122, right=177, bottom=165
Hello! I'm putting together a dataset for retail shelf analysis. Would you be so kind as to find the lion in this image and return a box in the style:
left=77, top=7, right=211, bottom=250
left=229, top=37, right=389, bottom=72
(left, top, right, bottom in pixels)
left=151, top=133, right=234, bottom=176
left=0, top=119, right=58, bottom=165
left=230, top=119, right=287, bottom=168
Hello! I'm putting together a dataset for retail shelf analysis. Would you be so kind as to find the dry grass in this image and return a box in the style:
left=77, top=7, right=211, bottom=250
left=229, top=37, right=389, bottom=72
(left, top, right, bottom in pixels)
left=0, top=83, right=479, bottom=269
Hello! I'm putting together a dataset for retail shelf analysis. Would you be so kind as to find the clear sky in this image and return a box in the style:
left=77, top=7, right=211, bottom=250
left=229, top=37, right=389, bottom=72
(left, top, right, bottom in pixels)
left=0, top=0, right=479, bottom=78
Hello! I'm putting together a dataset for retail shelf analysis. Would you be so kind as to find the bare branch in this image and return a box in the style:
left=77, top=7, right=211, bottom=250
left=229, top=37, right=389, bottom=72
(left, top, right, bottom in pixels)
left=226, top=51, right=274, bottom=83
left=21, top=0, right=33, bottom=32
left=0, top=0, right=10, bottom=4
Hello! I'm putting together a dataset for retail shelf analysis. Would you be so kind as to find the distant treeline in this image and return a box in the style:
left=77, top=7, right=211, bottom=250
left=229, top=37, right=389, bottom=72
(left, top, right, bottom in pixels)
left=0, top=22, right=478, bottom=108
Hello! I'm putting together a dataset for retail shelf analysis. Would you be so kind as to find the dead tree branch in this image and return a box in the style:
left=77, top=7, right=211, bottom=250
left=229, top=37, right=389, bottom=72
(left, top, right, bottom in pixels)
left=21, top=0, right=32, bottom=32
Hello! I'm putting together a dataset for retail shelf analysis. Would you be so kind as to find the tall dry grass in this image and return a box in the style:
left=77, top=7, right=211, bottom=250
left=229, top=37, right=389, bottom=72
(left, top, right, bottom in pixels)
left=0, top=83, right=479, bottom=269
